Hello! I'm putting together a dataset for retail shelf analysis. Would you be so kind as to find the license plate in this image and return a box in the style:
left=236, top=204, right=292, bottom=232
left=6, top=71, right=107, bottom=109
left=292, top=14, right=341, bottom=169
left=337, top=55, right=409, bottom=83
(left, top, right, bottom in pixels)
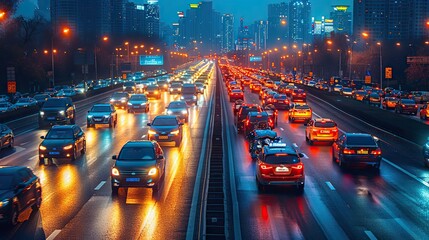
left=159, top=136, right=168, bottom=139
left=357, top=150, right=368, bottom=154
left=320, top=130, right=330, bottom=134
left=276, top=167, right=289, bottom=172
left=94, top=118, right=101, bottom=122
left=49, top=152, right=60, bottom=155
left=133, top=106, right=140, bottom=108
left=126, top=178, right=140, bottom=182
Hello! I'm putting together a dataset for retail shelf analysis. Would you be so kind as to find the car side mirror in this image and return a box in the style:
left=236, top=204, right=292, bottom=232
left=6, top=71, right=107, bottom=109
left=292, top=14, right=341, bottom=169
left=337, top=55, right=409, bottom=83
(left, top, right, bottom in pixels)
left=40, top=136, right=45, bottom=139
left=179, top=122, right=184, bottom=126
left=147, top=123, right=151, bottom=126
left=373, top=136, right=380, bottom=142
left=298, top=153, right=304, bottom=158
left=112, top=155, right=117, bottom=160
left=158, top=155, right=164, bottom=160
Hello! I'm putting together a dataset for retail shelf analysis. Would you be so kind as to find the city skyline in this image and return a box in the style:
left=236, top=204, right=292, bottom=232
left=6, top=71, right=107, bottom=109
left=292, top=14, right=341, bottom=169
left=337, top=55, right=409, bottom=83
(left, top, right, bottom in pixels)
left=17, top=0, right=353, bottom=25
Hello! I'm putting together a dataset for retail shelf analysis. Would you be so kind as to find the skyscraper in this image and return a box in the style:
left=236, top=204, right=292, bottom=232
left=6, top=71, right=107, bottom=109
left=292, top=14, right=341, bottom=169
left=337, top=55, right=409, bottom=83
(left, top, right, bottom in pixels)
left=236, top=18, right=253, bottom=50
left=330, top=5, right=352, bottom=35
left=144, top=2, right=160, bottom=38
left=222, top=14, right=234, bottom=53
left=353, top=0, right=427, bottom=40
left=36, top=0, right=50, bottom=19
left=252, top=20, right=268, bottom=50
left=267, top=2, right=289, bottom=48
left=110, top=0, right=126, bottom=39
left=289, top=0, right=311, bottom=45
left=51, top=0, right=78, bottom=37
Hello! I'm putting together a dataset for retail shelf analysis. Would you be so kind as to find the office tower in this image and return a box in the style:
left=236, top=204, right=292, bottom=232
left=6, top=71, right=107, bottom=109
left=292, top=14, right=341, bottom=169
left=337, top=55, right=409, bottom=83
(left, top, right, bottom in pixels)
left=330, top=5, right=352, bottom=35
left=289, top=0, right=311, bottom=45
left=267, top=2, right=289, bottom=48
left=222, top=14, right=234, bottom=53
left=252, top=20, right=268, bottom=50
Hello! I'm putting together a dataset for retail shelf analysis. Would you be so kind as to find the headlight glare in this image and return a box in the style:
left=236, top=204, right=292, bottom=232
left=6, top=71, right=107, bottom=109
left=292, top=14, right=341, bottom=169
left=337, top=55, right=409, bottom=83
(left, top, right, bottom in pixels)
left=0, top=199, right=10, bottom=208
left=59, top=110, right=65, bottom=115
left=63, top=144, right=73, bottom=150
left=171, top=130, right=180, bottom=135
left=111, top=168, right=120, bottom=176
left=39, top=145, right=47, bottom=150
left=148, top=167, right=157, bottom=176
left=148, top=130, right=157, bottom=135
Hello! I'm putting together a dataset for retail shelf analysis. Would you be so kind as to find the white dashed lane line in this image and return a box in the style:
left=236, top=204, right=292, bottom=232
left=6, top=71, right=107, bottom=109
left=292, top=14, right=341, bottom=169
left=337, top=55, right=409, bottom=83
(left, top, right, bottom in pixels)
left=325, top=181, right=336, bottom=191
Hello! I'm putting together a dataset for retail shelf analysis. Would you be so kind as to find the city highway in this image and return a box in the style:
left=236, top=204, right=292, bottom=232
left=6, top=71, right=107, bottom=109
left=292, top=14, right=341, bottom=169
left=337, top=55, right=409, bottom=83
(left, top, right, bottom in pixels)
left=0, top=70, right=214, bottom=239
left=222, top=76, right=429, bottom=239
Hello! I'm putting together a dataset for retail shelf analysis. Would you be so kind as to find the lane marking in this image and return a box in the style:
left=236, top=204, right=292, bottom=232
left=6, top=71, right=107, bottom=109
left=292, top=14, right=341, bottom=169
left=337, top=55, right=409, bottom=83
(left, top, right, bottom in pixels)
left=20, top=141, right=29, bottom=146
left=46, top=230, right=61, bottom=240
left=28, top=156, right=37, bottom=161
left=94, top=181, right=106, bottom=191
left=382, top=158, right=429, bottom=188
left=280, top=127, right=284, bottom=131
left=141, top=134, right=146, bottom=139
left=325, top=181, right=336, bottom=191
left=302, top=153, right=309, bottom=159
left=364, top=230, right=377, bottom=240
left=292, top=143, right=298, bottom=148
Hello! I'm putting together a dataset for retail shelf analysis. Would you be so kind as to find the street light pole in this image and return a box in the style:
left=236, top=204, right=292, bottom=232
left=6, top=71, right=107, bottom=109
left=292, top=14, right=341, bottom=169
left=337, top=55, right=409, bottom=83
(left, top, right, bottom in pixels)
left=338, top=49, right=342, bottom=78
left=378, top=43, right=383, bottom=90
left=51, top=37, right=55, bottom=87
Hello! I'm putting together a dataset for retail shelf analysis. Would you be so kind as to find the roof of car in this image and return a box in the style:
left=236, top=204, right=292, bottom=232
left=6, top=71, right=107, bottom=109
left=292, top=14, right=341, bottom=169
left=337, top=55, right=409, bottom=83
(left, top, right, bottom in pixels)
left=154, top=115, right=178, bottom=119
left=123, top=140, right=155, bottom=147
left=50, top=125, right=76, bottom=129
left=0, top=165, right=29, bottom=174
left=93, top=103, right=111, bottom=107
left=248, top=111, right=268, bottom=117
left=314, top=118, right=334, bottom=122
left=344, top=133, right=372, bottom=137
left=263, top=144, right=297, bottom=155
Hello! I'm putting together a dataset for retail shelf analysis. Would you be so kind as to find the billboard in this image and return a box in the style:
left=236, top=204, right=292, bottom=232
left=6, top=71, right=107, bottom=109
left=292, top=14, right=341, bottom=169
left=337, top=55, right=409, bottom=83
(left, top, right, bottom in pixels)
left=139, top=55, right=164, bottom=66
left=250, top=56, right=262, bottom=62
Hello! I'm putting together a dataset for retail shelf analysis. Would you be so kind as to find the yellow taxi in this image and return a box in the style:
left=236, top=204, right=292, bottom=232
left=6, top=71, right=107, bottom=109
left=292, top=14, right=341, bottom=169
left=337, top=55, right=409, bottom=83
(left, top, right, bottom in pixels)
left=304, top=118, right=338, bottom=145
left=288, top=103, right=312, bottom=123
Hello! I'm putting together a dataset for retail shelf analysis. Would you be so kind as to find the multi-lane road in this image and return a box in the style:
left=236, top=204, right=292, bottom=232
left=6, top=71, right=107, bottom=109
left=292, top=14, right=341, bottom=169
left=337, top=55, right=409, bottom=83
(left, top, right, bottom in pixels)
left=1, top=62, right=429, bottom=239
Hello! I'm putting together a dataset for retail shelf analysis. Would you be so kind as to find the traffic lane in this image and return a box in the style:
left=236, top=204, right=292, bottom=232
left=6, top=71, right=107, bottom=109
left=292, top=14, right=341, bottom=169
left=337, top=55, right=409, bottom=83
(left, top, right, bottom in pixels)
left=242, top=88, right=428, bottom=239
left=1, top=88, right=206, bottom=238
left=307, top=94, right=429, bottom=185
left=50, top=79, right=214, bottom=239
left=226, top=86, right=326, bottom=239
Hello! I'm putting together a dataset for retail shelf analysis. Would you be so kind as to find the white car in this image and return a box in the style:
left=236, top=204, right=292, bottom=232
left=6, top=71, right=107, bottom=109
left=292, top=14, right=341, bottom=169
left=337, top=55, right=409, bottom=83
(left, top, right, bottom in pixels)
left=57, top=89, right=77, bottom=97
left=14, top=98, right=38, bottom=108
left=74, top=83, right=86, bottom=94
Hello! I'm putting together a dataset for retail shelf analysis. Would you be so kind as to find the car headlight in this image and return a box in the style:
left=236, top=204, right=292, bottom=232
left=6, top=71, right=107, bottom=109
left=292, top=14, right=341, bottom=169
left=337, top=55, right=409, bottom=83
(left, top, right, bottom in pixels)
left=63, top=144, right=73, bottom=150
left=59, top=110, right=65, bottom=115
left=167, top=110, right=173, bottom=115
left=171, top=130, right=180, bottom=135
left=148, top=130, right=157, bottom=135
left=148, top=167, right=157, bottom=176
left=141, top=102, right=146, bottom=105
left=87, top=115, right=93, bottom=118
left=110, top=99, right=114, bottom=102
left=111, top=168, right=120, bottom=176
left=104, top=115, right=111, bottom=118
left=39, top=145, right=47, bottom=150
left=40, top=111, right=44, bottom=116
left=181, top=110, right=187, bottom=114
left=180, top=96, right=184, bottom=99
left=193, top=95, right=197, bottom=99
left=127, top=102, right=132, bottom=105
left=0, top=199, right=10, bottom=208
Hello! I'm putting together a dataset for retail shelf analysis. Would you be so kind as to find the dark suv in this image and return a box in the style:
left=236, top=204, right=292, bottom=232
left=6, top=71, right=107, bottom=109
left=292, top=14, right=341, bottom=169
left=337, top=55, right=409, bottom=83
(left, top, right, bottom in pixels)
left=243, top=112, right=270, bottom=136
left=111, top=140, right=166, bottom=194
left=39, top=97, right=75, bottom=128
left=236, top=104, right=262, bottom=134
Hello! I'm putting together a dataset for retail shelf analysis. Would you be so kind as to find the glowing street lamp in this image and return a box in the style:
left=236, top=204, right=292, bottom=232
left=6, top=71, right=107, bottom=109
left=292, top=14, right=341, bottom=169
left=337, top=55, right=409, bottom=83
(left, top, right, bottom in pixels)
left=0, top=11, right=6, bottom=19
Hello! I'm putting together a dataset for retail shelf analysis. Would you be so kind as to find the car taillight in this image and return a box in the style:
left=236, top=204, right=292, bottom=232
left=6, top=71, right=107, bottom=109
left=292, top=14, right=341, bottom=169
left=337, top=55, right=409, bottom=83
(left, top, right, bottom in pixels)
left=402, top=104, right=405, bottom=107
left=343, top=148, right=355, bottom=154
left=415, top=105, right=418, bottom=108
left=274, top=99, right=278, bottom=102
left=303, top=93, right=306, bottom=95
left=312, top=129, right=318, bottom=132
left=292, top=93, right=296, bottom=95
left=332, top=129, right=338, bottom=132
left=291, top=164, right=303, bottom=170
left=260, top=164, right=273, bottom=170
left=371, top=148, right=382, bottom=155
left=246, top=120, right=249, bottom=125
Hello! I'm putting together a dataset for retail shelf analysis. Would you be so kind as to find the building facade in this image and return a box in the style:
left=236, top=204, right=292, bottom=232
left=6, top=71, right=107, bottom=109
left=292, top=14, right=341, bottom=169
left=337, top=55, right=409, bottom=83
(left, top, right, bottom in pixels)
left=330, top=5, right=352, bottom=35
left=222, top=14, right=234, bottom=53
left=267, top=2, right=289, bottom=48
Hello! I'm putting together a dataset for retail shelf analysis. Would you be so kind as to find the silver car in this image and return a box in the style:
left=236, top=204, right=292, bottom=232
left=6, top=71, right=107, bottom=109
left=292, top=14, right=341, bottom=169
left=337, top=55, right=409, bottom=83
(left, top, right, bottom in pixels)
left=166, top=101, right=189, bottom=123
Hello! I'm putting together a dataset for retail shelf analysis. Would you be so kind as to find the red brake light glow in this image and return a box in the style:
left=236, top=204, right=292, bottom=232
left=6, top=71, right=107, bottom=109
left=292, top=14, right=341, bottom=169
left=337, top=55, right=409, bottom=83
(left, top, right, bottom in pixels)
left=343, top=148, right=355, bottom=154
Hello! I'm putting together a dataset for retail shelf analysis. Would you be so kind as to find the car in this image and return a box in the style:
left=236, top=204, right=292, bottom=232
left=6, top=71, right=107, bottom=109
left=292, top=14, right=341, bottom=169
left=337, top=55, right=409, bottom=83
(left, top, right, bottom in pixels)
left=251, top=83, right=262, bottom=93
left=166, top=100, right=189, bottom=123
left=145, top=85, right=161, bottom=99
left=288, top=103, right=312, bottom=123
left=123, top=81, right=137, bottom=94
left=44, top=88, right=58, bottom=97
left=263, top=104, right=278, bottom=128
left=56, top=89, right=76, bottom=97
left=255, top=143, right=305, bottom=193
left=0, top=124, right=14, bottom=150
left=169, top=82, right=183, bottom=94
left=0, top=102, right=17, bottom=113
left=365, top=92, right=381, bottom=106
left=395, top=99, right=418, bottom=115
left=381, top=97, right=398, bottom=110
left=229, top=88, right=244, bottom=102
left=284, top=85, right=298, bottom=97
left=74, top=83, right=86, bottom=94
left=236, top=104, right=263, bottom=133
left=38, top=97, right=76, bottom=128
left=353, top=90, right=366, bottom=101
left=0, top=95, right=10, bottom=102
left=420, top=104, right=429, bottom=120
left=87, top=104, right=117, bottom=128
left=38, top=125, right=86, bottom=165
left=304, top=118, right=338, bottom=145
left=14, top=97, right=38, bottom=108
left=109, top=92, right=130, bottom=109
left=0, top=166, right=42, bottom=226
left=195, top=82, right=205, bottom=94
left=423, top=137, right=429, bottom=167
left=291, top=89, right=306, bottom=102
left=147, top=115, right=184, bottom=146
left=33, top=94, right=50, bottom=107
left=243, top=111, right=271, bottom=136
left=127, top=94, right=149, bottom=113
left=111, top=140, right=166, bottom=194
left=333, top=84, right=343, bottom=92
left=271, top=94, right=290, bottom=110
left=157, top=80, right=169, bottom=92
left=332, top=133, right=381, bottom=169
left=340, top=87, right=353, bottom=97
left=180, top=83, right=198, bottom=106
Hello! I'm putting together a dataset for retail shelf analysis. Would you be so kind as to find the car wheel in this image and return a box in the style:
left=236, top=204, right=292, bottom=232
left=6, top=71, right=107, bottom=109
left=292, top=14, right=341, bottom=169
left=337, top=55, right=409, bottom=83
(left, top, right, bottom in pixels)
left=309, top=139, right=314, bottom=145
left=32, top=193, right=42, bottom=210
left=256, top=176, right=264, bottom=192
left=9, top=205, right=19, bottom=226
left=305, top=133, right=309, bottom=142
left=296, top=184, right=304, bottom=194
left=111, top=186, right=119, bottom=195
left=109, top=120, right=113, bottom=128
left=39, top=157, right=44, bottom=165
left=175, top=139, right=181, bottom=147
left=70, top=117, right=76, bottom=124
left=81, top=141, right=86, bottom=154
left=71, top=147, right=77, bottom=161
left=87, top=122, right=91, bottom=128
left=338, top=158, right=346, bottom=169
left=153, top=183, right=161, bottom=192
left=331, top=148, right=336, bottom=162
left=290, top=117, right=294, bottom=123
left=8, top=138, right=14, bottom=148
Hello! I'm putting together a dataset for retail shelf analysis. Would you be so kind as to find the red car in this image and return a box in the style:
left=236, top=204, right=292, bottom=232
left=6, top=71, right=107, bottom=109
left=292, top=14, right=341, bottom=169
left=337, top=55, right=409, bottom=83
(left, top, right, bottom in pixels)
left=229, top=89, right=244, bottom=102
left=291, top=89, right=306, bottom=102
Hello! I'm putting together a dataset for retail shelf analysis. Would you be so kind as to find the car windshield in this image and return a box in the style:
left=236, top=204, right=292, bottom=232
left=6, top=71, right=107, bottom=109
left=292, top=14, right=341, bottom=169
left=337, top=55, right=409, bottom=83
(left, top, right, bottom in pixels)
left=401, top=99, right=415, bottom=104
left=0, top=175, right=13, bottom=190
left=112, top=93, right=127, bottom=98
left=232, top=89, right=242, bottom=93
left=46, top=129, right=74, bottom=139
left=118, top=147, right=155, bottom=160
left=315, top=121, right=336, bottom=127
left=346, top=135, right=376, bottom=145
left=91, top=106, right=111, bottom=112
left=124, top=82, right=135, bottom=87
left=130, top=95, right=147, bottom=101
left=17, top=98, right=31, bottom=103
left=264, top=154, right=300, bottom=164
left=182, top=86, right=196, bottom=94
left=249, top=115, right=268, bottom=122
left=274, top=95, right=287, bottom=100
left=295, top=105, right=310, bottom=109
left=171, top=83, right=182, bottom=88
left=34, top=95, right=48, bottom=100
left=168, top=102, right=186, bottom=109
left=152, top=118, right=177, bottom=126
left=43, top=99, right=66, bottom=107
